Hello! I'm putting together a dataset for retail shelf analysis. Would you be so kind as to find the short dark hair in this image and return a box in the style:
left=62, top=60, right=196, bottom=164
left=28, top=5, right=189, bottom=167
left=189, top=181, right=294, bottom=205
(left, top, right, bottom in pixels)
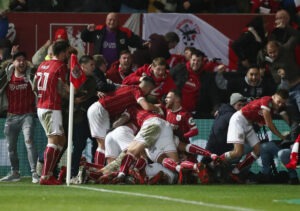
left=12, top=51, right=26, bottom=60
left=184, top=46, right=196, bottom=53
left=79, top=55, right=94, bottom=65
left=169, top=89, right=182, bottom=99
left=53, top=40, right=70, bottom=56
left=119, top=50, right=131, bottom=57
left=192, top=49, right=206, bottom=58
left=141, top=76, right=156, bottom=87
left=276, top=89, right=289, bottom=99
left=93, top=54, right=107, bottom=68
left=247, top=64, right=260, bottom=71
left=165, top=32, right=179, bottom=43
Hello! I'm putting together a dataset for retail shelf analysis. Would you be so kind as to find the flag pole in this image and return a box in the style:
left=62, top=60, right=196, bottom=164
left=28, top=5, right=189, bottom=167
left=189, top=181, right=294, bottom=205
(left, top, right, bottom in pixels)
left=66, top=82, right=75, bottom=186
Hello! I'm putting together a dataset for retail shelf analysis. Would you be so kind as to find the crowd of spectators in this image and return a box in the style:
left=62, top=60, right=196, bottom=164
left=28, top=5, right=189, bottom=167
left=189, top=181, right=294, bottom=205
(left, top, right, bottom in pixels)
left=0, top=1, right=298, bottom=19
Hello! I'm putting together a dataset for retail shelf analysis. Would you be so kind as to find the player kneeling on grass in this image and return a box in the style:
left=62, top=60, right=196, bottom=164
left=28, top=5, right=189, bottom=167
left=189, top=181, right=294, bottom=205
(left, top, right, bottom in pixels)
left=220, top=89, right=289, bottom=183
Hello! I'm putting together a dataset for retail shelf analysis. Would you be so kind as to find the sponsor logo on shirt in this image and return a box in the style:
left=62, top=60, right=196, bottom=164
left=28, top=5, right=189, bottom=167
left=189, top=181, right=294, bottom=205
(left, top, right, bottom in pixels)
left=103, top=41, right=116, bottom=49
left=9, top=83, right=28, bottom=90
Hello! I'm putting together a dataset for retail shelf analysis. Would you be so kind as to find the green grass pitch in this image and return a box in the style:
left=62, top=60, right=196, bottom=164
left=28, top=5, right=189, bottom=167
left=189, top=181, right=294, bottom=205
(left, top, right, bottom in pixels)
left=1, top=179, right=300, bottom=211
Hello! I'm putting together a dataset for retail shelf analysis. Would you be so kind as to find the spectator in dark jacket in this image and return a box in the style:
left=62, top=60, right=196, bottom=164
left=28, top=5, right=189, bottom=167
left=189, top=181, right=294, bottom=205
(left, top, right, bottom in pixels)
left=215, top=64, right=277, bottom=101
left=81, top=12, right=145, bottom=67
left=203, top=93, right=246, bottom=161
left=231, top=16, right=267, bottom=73
left=92, top=54, right=116, bottom=95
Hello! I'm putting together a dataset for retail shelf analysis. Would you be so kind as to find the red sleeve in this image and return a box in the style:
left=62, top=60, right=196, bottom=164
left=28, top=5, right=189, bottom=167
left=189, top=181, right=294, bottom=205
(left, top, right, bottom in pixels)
left=260, top=96, right=273, bottom=111
left=106, top=62, right=121, bottom=83
left=184, top=129, right=198, bottom=139
left=202, top=61, right=218, bottom=72
left=95, top=24, right=105, bottom=30
left=160, top=74, right=176, bottom=95
left=183, top=114, right=199, bottom=138
left=133, top=87, right=145, bottom=102
left=119, top=27, right=133, bottom=38
left=122, top=65, right=147, bottom=85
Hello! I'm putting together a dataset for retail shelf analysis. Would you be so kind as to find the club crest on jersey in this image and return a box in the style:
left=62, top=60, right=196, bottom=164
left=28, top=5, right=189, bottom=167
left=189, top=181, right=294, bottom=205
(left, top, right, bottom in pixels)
left=238, top=133, right=244, bottom=139
left=176, top=114, right=182, bottom=121
left=188, top=117, right=195, bottom=125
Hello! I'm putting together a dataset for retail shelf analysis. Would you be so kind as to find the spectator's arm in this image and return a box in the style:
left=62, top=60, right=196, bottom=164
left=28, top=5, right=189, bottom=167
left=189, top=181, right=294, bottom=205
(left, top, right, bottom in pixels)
left=277, top=78, right=289, bottom=90
left=127, top=32, right=145, bottom=49
left=284, top=26, right=300, bottom=48
left=231, top=32, right=252, bottom=61
left=122, top=67, right=144, bottom=85
left=80, top=26, right=96, bottom=43
left=32, top=40, right=51, bottom=66
left=94, top=73, right=116, bottom=93
left=215, top=71, right=228, bottom=90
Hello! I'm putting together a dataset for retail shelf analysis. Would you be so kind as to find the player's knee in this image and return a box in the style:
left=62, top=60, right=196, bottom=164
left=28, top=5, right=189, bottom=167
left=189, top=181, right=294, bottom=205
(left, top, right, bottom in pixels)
left=127, top=143, right=144, bottom=157
left=232, top=149, right=244, bottom=158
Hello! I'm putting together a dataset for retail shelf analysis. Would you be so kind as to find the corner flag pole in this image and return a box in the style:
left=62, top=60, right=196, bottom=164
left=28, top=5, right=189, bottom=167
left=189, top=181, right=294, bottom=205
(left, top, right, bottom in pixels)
left=66, top=83, right=75, bottom=186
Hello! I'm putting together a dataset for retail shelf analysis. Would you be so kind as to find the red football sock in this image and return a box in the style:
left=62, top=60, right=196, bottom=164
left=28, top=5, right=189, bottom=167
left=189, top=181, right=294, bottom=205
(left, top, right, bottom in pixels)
left=285, top=138, right=299, bottom=169
left=285, top=153, right=299, bottom=169
left=134, top=157, right=147, bottom=171
left=236, top=152, right=258, bottom=172
left=186, top=144, right=211, bottom=157
left=162, top=158, right=178, bottom=172
left=94, top=148, right=105, bottom=166
left=42, top=144, right=57, bottom=178
left=180, top=160, right=196, bottom=170
left=119, top=153, right=135, bottom=175
left=49, top=145, right=63, bottom=174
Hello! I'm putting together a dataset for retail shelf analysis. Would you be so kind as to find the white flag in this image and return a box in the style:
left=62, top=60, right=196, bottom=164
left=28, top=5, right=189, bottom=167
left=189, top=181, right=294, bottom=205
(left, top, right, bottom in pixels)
left=143, top=13, right=237, bottom=68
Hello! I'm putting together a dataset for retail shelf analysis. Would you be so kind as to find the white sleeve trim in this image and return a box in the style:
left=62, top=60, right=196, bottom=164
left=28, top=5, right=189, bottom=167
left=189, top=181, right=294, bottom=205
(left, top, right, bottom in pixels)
left=137, top=97, right=145, bottom=103
left=261, top=105, right=270, bottom=112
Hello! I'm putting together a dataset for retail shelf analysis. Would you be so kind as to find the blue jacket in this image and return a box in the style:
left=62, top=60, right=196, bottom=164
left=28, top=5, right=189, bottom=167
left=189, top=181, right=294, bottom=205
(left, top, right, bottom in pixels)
left=0, top=17, right=8, bottom=39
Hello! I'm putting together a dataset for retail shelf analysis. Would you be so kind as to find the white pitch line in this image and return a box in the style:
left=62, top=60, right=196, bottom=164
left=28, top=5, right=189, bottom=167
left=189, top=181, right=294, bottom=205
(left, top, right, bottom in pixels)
left=72, top=186, right=259, bottom=211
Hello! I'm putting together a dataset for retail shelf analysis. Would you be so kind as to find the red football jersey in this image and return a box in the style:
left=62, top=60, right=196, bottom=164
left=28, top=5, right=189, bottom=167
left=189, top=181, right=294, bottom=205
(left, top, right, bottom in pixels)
left=181, top=71, right=201, bottom=112
left=166, top=107, right=198, bottom=142
left=122, top=64, right=176, bottom=98
left=6, top=73, right=35, bottom=114
left=99, top=85, right=144, bottom=118
left=35, top=59, right=68, bottom=110
left=167, top=54, right=185, bottom=68
left=241, top=96, right=274, bottom=125
left=106, top=61, right=133, bottom=84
